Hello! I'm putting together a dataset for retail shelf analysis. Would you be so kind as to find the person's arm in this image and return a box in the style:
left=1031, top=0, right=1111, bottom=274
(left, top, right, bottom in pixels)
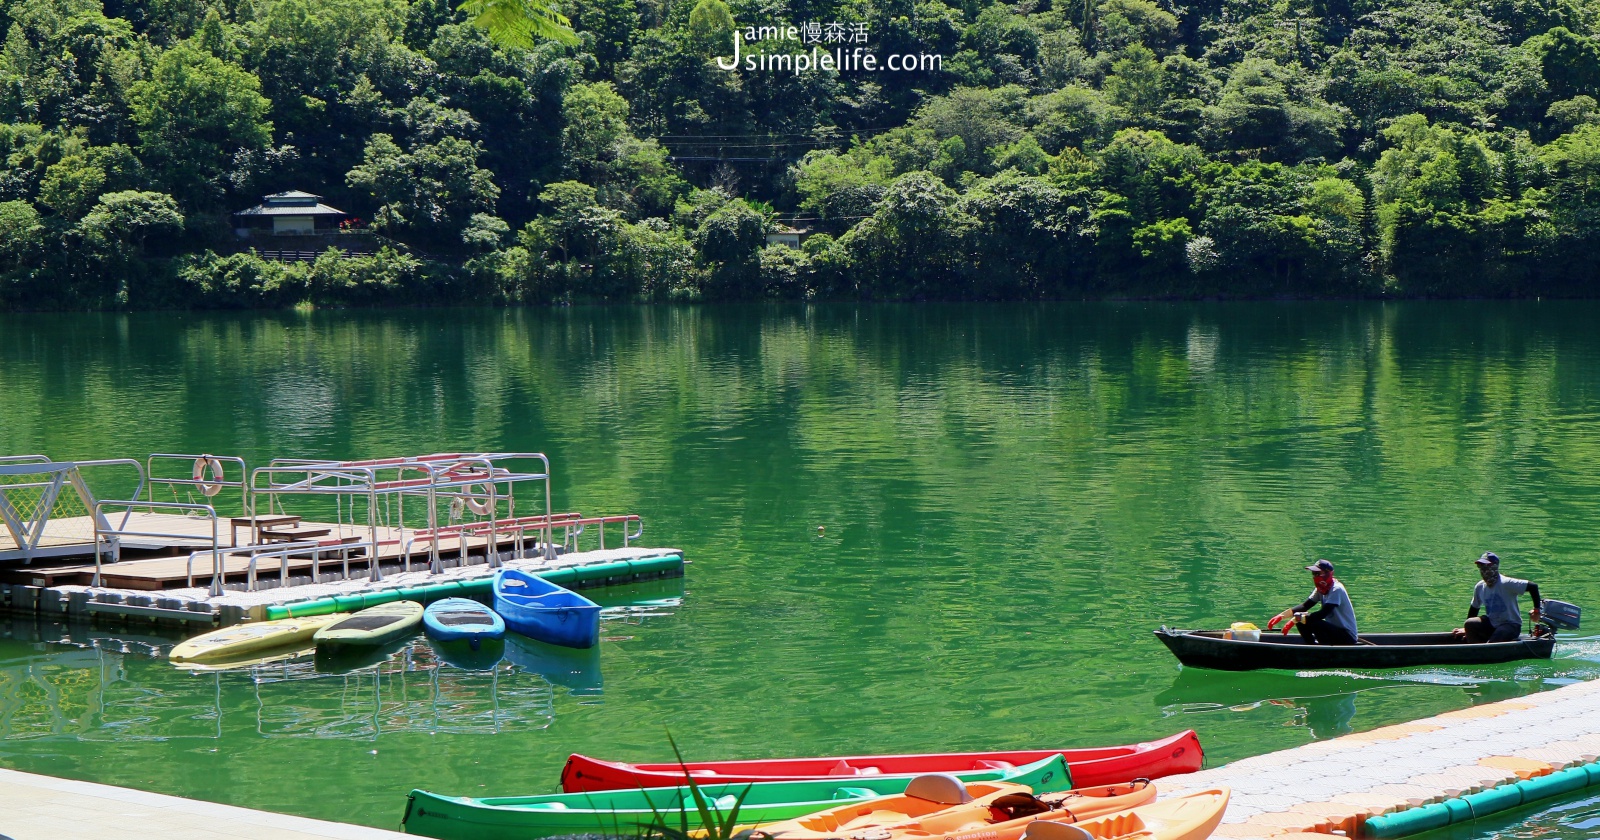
left=1271, top=596, right=1319, bottom=628
left=1455, top=589, right=1481, bottom=638
left=1528, top=582, right=1541, bottom=621
left=1304, top=603, right=1336, bottom=622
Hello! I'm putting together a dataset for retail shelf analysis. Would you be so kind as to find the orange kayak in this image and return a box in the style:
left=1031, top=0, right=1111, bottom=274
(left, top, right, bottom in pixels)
left=752, top=778, right=1157, bottom=840
left=1006, top=788, right=1229, bottom=840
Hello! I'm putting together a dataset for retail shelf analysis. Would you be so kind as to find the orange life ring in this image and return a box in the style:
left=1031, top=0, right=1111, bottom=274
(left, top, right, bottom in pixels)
left=192, top=456, right=225, bottom=497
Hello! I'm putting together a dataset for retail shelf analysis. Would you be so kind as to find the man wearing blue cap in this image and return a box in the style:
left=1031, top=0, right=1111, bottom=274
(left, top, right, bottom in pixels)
left=1268, top=559, right=1359, bottom=645
left=1453, top=552, right=1541, bottom=643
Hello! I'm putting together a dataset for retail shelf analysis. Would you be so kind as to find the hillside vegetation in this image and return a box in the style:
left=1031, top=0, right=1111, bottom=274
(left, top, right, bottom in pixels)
left=1, top=0, right=1598, bottom=307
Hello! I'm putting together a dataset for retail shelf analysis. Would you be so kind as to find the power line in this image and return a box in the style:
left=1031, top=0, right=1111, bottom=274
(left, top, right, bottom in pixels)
left=667, top=156, right=788, bottom=162
left=651, top=126, right=903, bottom=140
left=664, top=140, right=839, bottom=149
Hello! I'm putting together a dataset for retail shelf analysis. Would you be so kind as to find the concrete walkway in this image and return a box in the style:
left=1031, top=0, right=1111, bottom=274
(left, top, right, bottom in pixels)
left=1154, top=675, right=1600, bottom=838
left=0, top=767, right=408, bottom=840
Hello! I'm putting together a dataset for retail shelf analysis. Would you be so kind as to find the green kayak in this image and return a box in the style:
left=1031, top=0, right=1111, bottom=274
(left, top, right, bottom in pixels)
left=401, top=753, right=1071, bottom=840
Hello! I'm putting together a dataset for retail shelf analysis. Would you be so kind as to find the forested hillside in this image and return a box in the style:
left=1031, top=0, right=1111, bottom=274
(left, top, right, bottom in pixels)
left=0, top=0, right=1598, bottom=307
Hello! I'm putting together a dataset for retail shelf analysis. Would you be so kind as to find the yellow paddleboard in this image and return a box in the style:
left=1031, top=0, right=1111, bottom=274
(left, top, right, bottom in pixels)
left=170, top=613, right=351, bottom=663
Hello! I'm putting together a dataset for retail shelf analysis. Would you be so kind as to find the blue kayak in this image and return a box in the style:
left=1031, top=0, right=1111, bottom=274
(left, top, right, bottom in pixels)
left=493, top=568, right=601, bottom=648
left=423, top=598, right=505, bottom=650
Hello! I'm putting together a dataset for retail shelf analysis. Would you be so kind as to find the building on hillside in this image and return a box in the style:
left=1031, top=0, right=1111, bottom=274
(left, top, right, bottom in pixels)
left=232, top=191, right=349, bottom=237
left=765, top=224, right=809, bottom=249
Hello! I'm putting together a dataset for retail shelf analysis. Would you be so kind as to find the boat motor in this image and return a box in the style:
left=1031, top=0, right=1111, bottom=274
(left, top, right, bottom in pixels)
left=1533, top=599, right=1581, bottom=638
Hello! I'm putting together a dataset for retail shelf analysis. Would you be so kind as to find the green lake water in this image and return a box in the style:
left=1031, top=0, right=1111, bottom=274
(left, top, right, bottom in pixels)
left=3, top=302, right=1600, bottom=835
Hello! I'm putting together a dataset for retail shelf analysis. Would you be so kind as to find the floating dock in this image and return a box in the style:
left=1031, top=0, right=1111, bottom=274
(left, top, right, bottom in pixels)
left=1, top=451, right=677, bottom=627
left=1, top=544, right=684, bottom=626
left=1156, top=675, right=1600, bottom=838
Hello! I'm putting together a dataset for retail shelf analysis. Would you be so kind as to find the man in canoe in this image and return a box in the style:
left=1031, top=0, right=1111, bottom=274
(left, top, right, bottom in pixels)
left=1452, top=552, right=1541, bottom=643
left=1268, top=559, right=1359, bottom=645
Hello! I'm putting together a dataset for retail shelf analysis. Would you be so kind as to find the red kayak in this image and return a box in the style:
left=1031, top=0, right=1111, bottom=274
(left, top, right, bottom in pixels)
left=560, top=730, right=1202, bottom=792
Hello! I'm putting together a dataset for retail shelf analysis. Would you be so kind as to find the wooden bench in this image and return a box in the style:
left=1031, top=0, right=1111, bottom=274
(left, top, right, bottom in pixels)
left=230, top=515, right=303, bottom=547
left=258, top=526, right=332, bottom=543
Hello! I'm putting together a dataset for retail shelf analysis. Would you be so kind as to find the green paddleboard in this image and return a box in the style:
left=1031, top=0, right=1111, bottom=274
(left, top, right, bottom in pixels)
left=313, top=600, right=424, bottom=648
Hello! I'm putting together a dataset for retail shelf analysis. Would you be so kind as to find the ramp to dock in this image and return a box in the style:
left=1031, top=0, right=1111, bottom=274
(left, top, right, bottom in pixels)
left=0, top=766, right=408, bottom=839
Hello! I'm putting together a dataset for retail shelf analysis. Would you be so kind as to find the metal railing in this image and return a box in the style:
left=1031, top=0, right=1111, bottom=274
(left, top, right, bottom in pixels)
left=399, top=512, right=584, bottom=572
left=250, top=452, right=557, bottom=579
left=146, top=454, right=250, bottom=515
left=93, top=499, right=220, bottom=593
left=68, top=458, right=149, bottom=530
left=241, top=538, right=386, bottom=591
left=561, top=514, right=644, bottom=553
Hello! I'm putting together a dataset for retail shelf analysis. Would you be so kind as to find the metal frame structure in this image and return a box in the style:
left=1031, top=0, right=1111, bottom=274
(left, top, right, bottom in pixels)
left=249, top=452, right=557, bottom=579
left=92, top=499, right=221, bottom=592
left=5, top=450, right=649, bottom=601
left=0, top=457, right=146, bottom=564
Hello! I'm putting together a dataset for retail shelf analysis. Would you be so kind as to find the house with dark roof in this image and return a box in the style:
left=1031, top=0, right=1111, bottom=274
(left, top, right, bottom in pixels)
left=766, top=224, right=809, bottom=249
left=232, top=191, right=349, bottom=237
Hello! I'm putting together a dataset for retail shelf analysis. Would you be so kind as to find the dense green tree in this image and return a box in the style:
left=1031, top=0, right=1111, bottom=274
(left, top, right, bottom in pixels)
left=841, top=172, right=974, bottom=298
left=694, top=198, right=765, bottom=297
left=1104, top=46, right=1166, bottom=122
left=1527, top=27, right=1600, bottom=103
left=38, top=143, right=142, bottom=219
left=345, top=133, right=501, bottom=244
left=5, top=0, right=1600, bottom=308
left=1095, top=0, right=1179, bottom=53
left=129, top=44, right=271, bottom=203
left=76, top=188, right=182, bottom=302
left=570, top=0, right=638, bottom=72
left=1202, top=59, right=1343, bottom=161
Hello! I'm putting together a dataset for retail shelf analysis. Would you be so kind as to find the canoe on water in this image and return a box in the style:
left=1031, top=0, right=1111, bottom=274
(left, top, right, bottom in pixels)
left=401, top=755, right=1074, bottom=840
left=494, top=567, right=601, bottom=648
left=749, top=777, right=1157, bottom=840
left=169, top=613, right=350, bottom=663
left=314, top=600, right=423, bottom=649
left=423, top=597, right=505, bottom=649
left=559, top=730, right=1203, bottom=792
left=1154, top=627, right=1557, bottom=671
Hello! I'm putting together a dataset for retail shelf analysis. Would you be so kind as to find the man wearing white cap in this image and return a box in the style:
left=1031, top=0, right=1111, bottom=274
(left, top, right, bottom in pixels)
left=1454, top=552, right=1541, bottom=643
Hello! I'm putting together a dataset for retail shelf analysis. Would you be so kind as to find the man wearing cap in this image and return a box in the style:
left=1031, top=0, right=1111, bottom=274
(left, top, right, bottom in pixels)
left=1269, top=559, right=1359, bottom=645
left=1453, top=552, right=1541, bottom=643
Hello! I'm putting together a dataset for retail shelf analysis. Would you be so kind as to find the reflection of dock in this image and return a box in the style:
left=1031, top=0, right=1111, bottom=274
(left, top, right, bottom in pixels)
left=1156, top=678, right=1600, bottom=838
left=0, top=635, right=610, bottom=743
